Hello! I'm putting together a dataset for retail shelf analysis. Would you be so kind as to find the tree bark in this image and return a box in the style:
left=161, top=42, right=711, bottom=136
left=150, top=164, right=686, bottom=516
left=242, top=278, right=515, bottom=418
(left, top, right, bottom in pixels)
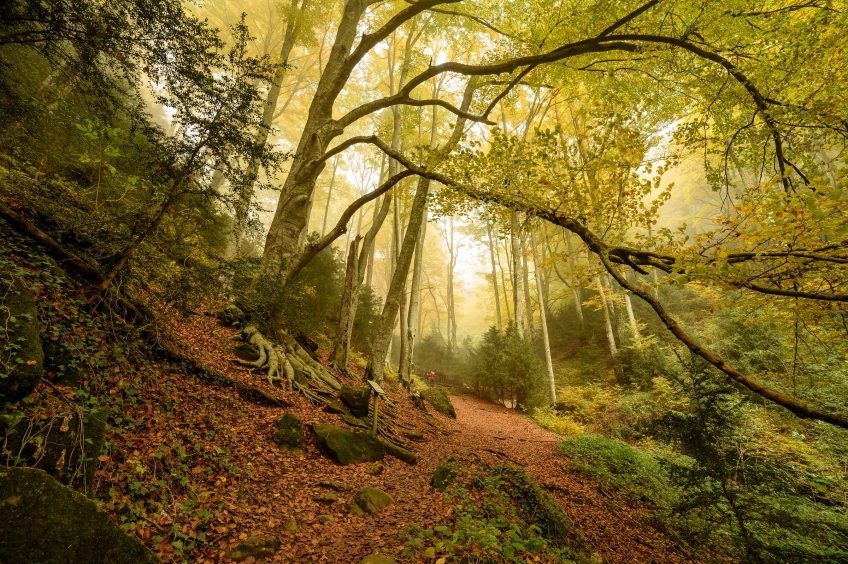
left=531, top=230, right=556, bottom=402
left=510, top=213, right=525, bottom=338
left=331, top=236, right=361, bottom=373
left=364, top=175, right=430, bottom=383
left=487, top=223, right=503, bottom=331
left=596, top=276, right=618, bottom=356
left=320, top=156, right=340, bottom=235
left=227, top=0, right=306, bottom=258
left=564, top=231, right=585, bottom=329
left=521, top=230, right=535, bottom=340
left=400, top=186, right=429, bottom=382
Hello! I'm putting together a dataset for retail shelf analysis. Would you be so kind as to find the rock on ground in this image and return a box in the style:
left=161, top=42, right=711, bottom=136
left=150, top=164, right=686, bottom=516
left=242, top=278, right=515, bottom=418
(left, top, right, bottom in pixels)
left=338, top=385, right=371, bottom=418
left=272, top=413, right=305, bottom=455
left=224, top=534, right=279, bottom=562
left=311, top=424, right=384, bottom=465
left=0, top=467, right=159, bottom=563
left=421, top=386, right=456, bottom=418
left=349, top=486, right=393, bottom=517
left=3, top=408, right=107, bottom=495
left=0, top=277, right=43, bottom=404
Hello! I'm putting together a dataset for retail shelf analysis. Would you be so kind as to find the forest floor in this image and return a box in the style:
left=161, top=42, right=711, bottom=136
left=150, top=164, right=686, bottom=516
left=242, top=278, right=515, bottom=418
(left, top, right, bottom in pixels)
left=101, top=310, right=693, bottom=564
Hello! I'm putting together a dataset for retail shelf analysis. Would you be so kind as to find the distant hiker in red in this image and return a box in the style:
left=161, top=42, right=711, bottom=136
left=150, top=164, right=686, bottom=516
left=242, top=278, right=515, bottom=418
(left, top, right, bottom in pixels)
left=429, top=371, right=435, bottom=385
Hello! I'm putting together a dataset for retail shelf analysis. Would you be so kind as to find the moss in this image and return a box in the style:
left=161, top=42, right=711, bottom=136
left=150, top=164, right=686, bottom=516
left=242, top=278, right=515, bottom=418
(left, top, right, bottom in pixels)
left=379, top=439, right=416, bottom=464
left=0, top=277, right=43, bottom=404
left=352, top=486, right=393, bottom=515
left=421, top=386, right=456, bottom=418
left=338, top=385, right=371, bottom=418
left=431, top=457, right=458, bottom=491
left=311, top=424, right=383, bottom=465
left=272, top=413, right=305, bottom=455
left=0, top=467, right=159, bottom=563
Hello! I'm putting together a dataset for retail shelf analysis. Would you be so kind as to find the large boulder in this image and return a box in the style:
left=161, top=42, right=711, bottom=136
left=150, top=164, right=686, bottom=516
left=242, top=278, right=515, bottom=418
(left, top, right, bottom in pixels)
left=311, top=424, right=383, bottom=465
left=421, top=386, right=456, bottom=418
left=272, top=413, right=305, bottom=455
left=0, top=467, right=159, bottom=563
left=338, top=385, right=371, bottom=418
left=2, top=408, right=107, bottom=495
left=349, top=486, right=393, bottom=517
left=0, top=277, right=43, bottom=404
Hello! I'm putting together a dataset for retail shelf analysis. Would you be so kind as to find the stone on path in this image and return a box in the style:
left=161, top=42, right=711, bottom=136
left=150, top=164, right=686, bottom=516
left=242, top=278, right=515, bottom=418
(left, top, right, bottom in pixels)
left=317, top=514, right=335, bottom=524
left=312, top=492, right=338, bottom=503
left=432, top=458, right=458, bottom=491
left=224, top=534, right=279, bottom=562
left=349, top=486, right=393, bottom=517
left=284, top=517, right=297, bottom=532
left=0, top=467, right=159, bottom=563
left=272, top=413, right=305, bottom=455
left=316, top=480, right=349, bottom=491
left=311, top=424, right=384, bottom=465
left=365, top=462, right=383, bottom=475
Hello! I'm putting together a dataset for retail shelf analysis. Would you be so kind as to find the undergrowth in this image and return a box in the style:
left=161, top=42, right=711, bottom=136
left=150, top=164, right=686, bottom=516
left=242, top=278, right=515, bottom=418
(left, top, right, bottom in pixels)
left=401, top=459, right=594, bottom=563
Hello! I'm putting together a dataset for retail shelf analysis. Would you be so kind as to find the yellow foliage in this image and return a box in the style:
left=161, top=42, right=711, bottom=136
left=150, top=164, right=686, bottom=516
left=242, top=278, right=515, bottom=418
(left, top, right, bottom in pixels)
left=532, top=406, right=585, bottom=438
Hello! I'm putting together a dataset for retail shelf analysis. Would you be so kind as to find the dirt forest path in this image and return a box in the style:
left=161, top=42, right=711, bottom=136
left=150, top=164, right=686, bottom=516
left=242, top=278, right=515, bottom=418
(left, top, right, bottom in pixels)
left=260, top=390, right=692, bottom=564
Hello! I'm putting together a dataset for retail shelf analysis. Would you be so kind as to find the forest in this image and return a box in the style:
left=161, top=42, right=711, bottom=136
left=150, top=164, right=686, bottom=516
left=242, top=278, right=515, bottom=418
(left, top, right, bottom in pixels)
left=1, top=0, right=847, bottom=563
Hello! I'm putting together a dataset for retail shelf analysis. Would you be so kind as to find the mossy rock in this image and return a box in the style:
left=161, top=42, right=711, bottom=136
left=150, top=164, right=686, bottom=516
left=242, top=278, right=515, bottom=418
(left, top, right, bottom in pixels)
left=311, top=424, right=384, bottom=465
left=341, top=412, right=368, bottom=428
left=338, top=384, right=371, bottom=418
left=316, top=480, right=349, bottom=491
left=312, top=492, right=338, bottom=503
left=421, top=386, right=456, bottom=418
left=42, top=341, right=85, bottom=389
left=232, top=343, right=260, bottom=362
left=351, top=486, right=393, bottom=515
left=0, top=277, right=43, bottom=404
left=432, top=458, right=458, bottom=491
left=0, top=467, right=159, bottom=563
left=365, top=462, right=383, bottom=475
left=2, top=408, right=107, bottom=495
left=272, top=413, right=305, bottom=455
left=224, top=534, right=279, bottom=562
left=380, top=440, right=416, bottom=465
left=323, top=401, right=350, bottom=415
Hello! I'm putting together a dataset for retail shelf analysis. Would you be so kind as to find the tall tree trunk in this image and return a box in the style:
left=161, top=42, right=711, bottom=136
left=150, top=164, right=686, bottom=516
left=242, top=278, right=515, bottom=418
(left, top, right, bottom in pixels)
left=366, top=156, right=387, bottom=288
left=510, top=213, right=525, bottom=338
left=624, top=272, right=642, bottom=348
left=565, top=231, right=584, bottom=329
left=365, top=176, right=430, bottom=383
left=487, top=223, right=503, bottom=331
left=496, top=239, right=513, bottom=324
left=521, top=231, right=535, bottom=340
left=400, top=196, right=428, bottom=382
left=320, top=156, right=340, bottom=235
left=596, top=276, right=617, bottom=356
left=334, top=192, right=393, bottom=372
left=531, top=230, right=556, bottom=402
left=331, top=236, right=361, bottom=372
left=228, top=0, right=306, bottom=258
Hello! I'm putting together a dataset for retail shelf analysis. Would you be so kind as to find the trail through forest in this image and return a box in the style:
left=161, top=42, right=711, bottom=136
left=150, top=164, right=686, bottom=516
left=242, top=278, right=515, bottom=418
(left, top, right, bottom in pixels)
left=170, top=311, right=692, bottom=564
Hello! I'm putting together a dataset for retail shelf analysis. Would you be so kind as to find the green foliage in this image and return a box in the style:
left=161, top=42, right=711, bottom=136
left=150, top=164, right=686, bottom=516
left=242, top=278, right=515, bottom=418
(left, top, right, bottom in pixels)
left=225, top=233, right=345, bottom=338
left=403, top=461, right=589, bottom=563
left=466, top=324, right=545, bottom=410
left=560, top=435, right=672, bottom=507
